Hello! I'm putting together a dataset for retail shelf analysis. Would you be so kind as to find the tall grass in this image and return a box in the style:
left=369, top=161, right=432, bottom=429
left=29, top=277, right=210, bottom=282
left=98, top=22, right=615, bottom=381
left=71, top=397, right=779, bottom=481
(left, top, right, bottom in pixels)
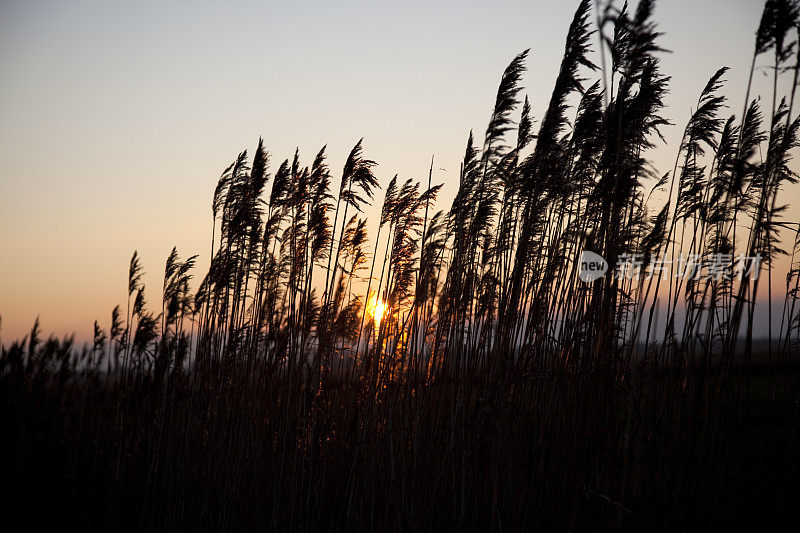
left=2, top=0, right=800, bottom=530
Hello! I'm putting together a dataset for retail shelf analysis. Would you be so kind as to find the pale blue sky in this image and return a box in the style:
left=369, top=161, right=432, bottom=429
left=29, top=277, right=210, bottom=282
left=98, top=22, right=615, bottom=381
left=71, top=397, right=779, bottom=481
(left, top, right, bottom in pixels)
left=0, top=0, right=789, bottom=341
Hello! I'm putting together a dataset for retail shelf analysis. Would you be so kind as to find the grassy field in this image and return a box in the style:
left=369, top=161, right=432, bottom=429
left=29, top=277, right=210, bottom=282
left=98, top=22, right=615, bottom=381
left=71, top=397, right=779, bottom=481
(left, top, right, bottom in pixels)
left=1, top=355, right=798, bottom=530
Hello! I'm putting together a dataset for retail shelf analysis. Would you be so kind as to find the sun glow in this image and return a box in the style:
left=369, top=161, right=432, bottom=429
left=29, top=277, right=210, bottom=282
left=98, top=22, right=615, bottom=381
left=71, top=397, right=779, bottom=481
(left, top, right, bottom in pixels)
left=369, top=296, right=387, bottom=327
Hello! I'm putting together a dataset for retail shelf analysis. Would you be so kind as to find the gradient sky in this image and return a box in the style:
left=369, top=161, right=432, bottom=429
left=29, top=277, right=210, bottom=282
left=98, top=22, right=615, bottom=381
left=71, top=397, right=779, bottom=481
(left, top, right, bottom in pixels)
left=1, top=0, right=796, bottom=342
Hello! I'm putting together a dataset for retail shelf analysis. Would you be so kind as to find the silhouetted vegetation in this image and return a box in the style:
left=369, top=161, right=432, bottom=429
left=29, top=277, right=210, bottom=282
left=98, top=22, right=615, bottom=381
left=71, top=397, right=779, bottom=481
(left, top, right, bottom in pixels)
left=2, top=0, right=800, bottom=530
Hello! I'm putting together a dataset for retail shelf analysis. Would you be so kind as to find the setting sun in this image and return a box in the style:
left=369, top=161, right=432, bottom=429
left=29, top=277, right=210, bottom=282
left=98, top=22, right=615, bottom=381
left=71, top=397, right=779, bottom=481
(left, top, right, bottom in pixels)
left=369, top=296, right=387, bottom=327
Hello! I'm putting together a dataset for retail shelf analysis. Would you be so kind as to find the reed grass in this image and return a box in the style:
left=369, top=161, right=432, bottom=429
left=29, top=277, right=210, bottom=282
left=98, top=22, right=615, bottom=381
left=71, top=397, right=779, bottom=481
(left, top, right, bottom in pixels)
left=2, top=0, right=800, bottom=530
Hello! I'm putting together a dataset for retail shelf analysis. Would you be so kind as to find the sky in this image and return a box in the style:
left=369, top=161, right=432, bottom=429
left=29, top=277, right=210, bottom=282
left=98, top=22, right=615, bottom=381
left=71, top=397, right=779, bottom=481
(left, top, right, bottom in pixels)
left=0, top=0, right=796, bottom=342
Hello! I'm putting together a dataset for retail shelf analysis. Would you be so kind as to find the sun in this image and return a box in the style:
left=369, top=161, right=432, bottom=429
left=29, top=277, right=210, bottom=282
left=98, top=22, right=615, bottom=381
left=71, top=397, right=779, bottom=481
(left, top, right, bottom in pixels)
left=369, top=295, right=387, bottom=327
